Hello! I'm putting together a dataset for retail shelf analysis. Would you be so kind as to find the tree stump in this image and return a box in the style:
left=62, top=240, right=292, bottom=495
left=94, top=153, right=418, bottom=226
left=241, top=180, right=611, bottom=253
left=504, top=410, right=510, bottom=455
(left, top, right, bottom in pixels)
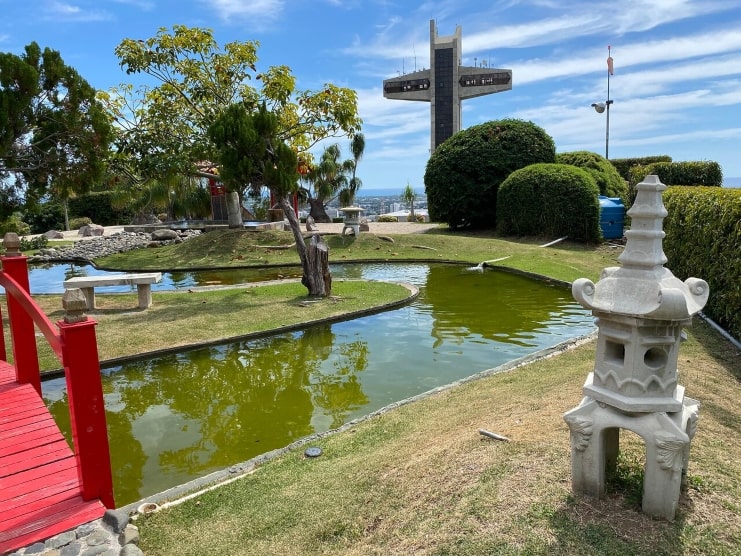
left=303, top=234, right=331, bottom=296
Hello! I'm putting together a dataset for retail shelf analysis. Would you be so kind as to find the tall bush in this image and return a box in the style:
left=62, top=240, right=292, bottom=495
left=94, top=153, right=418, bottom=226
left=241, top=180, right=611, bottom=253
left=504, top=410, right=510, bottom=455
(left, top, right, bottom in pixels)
left=497, top=163, right=602, bottom=242
left=663, top=186, right=740, bottom=340
left=424, top=119, right=556, bottom=229
left=556, top=150, right=628, bottom=204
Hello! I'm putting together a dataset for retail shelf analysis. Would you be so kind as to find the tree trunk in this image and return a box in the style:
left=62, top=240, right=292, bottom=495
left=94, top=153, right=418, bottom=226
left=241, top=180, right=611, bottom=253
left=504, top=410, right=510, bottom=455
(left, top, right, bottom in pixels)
left=63, top=198, right=70, bottom=231
left=308, top=198, right=332, bottom=223
left=226, top=191, right=243, bottom=228
left=278, top=196, right=331, bottom=297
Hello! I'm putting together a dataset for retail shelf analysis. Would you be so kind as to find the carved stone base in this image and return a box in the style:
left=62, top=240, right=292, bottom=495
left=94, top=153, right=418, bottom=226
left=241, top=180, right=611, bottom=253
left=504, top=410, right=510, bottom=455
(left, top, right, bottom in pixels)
left=563, top=395, right=699, bottom=520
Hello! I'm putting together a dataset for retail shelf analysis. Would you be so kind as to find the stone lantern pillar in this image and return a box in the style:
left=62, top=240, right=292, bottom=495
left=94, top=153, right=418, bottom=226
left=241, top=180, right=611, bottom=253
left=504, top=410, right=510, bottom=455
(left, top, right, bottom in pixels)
left=563, top=175, right=708, bottom=520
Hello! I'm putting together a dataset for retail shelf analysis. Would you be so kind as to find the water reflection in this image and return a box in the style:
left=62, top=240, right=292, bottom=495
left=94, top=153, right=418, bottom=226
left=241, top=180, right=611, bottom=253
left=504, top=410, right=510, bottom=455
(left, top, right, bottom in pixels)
left=45, top=324, right=370, bottom=503
left=41, top=264, right=595, bottom=506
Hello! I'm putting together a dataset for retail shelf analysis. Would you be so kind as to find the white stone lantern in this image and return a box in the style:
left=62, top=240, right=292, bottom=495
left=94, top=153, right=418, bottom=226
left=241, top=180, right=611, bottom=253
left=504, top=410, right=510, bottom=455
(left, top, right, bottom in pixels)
left=339, top=206, right=364, bottom=236
left=564, top=175, right=708, bottom=520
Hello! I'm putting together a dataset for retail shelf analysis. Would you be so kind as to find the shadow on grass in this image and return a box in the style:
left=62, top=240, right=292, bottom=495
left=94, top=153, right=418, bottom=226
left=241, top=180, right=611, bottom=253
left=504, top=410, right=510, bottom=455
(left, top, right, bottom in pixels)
left=541, top=492, right=686, bottom=556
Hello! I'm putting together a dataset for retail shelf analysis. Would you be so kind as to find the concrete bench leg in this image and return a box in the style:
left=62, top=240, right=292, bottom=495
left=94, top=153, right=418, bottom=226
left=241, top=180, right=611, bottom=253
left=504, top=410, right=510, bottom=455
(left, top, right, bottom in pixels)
left=137, top=284, right=153, bottom=309
left=80, top=287, right=95, bottom=310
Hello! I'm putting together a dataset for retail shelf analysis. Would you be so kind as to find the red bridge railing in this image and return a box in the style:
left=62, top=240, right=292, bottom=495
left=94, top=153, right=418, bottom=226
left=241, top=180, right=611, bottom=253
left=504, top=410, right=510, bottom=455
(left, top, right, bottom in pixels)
left=0, top=232, right=114, bottom=508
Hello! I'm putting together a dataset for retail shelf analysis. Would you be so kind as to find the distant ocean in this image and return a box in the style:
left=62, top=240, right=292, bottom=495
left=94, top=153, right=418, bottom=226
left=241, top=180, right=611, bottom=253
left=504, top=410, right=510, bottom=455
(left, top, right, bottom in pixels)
left=358, top=187, right=420, bottom=197
left=360, top=180, right=739, bottom=195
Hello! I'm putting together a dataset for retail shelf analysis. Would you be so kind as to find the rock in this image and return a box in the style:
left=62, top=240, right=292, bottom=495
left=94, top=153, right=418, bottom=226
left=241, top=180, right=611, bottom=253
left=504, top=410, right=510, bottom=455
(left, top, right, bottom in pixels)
left=85, top=529, right=110, bottom=546
left=44, top=230, right=65, bottom=239
left=151, top=229, right=179, bottom=241
left=78, top=224, right=104, bottom=237
left=26, top=230, right=200, bottom=263
left=46, top=531, right=77, bottom=549
left=306, top=215, right=318, bottom=232
left=118, top=524, right=139, bottom=546
left=103, top=509, right=130, bottom=534
left=131, top=213, right=160, bottom=225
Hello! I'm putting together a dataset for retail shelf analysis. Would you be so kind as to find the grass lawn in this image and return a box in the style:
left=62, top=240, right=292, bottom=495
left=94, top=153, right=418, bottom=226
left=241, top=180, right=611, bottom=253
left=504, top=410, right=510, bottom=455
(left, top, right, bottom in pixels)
left=5, top=228, right=740, bottom=554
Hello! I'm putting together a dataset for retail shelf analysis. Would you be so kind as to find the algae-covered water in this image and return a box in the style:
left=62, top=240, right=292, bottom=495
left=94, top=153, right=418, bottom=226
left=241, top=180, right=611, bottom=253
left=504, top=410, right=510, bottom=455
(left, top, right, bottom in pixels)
left=41, top=263, right=594, bottom=506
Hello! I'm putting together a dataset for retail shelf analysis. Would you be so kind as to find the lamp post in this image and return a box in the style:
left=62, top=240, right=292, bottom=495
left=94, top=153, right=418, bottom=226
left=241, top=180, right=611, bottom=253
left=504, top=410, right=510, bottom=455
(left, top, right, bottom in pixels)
left=592, top=46, right=614, bottom=159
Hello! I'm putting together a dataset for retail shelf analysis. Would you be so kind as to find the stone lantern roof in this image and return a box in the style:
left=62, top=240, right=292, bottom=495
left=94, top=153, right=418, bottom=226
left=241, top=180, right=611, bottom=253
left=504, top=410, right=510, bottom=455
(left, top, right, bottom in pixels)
left=572, top=175, right=708, bottom=320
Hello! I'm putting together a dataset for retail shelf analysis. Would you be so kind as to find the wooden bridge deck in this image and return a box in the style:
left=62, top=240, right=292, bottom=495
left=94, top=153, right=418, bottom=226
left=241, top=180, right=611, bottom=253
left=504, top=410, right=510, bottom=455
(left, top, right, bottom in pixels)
left=0, top=360, right=105, bottom=554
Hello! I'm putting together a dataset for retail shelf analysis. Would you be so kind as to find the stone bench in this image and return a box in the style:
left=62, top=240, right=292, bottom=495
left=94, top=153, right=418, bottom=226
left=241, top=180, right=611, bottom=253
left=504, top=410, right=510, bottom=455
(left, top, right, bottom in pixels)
left=63, top=273, right=162, bottom=310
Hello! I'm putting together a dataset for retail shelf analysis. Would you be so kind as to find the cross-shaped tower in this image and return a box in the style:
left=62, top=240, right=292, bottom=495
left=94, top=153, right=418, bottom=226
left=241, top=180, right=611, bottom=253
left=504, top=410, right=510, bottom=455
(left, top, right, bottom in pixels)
left=382, top=20, right=512, bottom=151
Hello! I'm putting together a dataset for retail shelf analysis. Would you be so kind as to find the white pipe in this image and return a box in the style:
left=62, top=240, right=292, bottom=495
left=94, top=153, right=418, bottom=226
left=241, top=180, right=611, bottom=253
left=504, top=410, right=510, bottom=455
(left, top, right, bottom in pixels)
left=539, top=236, right=568, bottom=248
left=699, top=313, right=741, bottom=350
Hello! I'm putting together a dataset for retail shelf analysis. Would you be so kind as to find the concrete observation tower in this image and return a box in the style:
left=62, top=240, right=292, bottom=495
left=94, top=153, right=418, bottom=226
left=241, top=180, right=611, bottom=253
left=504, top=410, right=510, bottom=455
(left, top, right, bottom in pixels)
left=383, top=20, right=512, bottom=152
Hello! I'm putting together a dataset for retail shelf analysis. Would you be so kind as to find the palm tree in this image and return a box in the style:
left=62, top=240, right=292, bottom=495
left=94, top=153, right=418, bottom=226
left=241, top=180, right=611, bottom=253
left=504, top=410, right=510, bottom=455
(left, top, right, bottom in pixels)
left=402, top=182, right=416, bottom=222
left=305, top=143, right=347, bottom=222
left=339, top=133, right=365, bottom=206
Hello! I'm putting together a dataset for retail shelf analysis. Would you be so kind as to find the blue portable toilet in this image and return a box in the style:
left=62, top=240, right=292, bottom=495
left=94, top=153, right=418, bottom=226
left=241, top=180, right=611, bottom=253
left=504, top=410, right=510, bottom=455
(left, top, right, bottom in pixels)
left=598, top=196, right=625, bottom=239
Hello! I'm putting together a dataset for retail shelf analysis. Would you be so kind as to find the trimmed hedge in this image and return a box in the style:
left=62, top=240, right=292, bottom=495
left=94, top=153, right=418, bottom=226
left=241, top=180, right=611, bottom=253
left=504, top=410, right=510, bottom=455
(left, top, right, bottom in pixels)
left=556, top=151, right=628, bottom=204
left=424, top=119, right=556, bottom=229
left=629, top=161, right=723, bottom=188
left=497, top=163, right=602, bottom=242
left=628, top=161, right=722, bottom=204
left=663, top=186, right=740, bottom=340
left=610, top=155, right=672, bottom=181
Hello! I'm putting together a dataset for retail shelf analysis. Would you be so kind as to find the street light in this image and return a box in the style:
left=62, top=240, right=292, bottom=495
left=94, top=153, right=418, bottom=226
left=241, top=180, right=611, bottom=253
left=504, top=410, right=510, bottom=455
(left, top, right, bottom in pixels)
left=592, top=46, right=614, bottom=159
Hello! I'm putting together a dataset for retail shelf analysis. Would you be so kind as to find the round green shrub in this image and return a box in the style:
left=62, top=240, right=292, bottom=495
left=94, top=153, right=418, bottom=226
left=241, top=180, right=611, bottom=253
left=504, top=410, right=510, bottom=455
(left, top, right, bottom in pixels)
left=497, top=163, right=602, bottom=242
left=0, top=213, right=31, bottom=236
left=378, top=215, right=398, bottom=222
left=556, top=150, right=628, bottom=204
left=424, top=119, right=556, bottom=229
left=68, top=216, right=93, bottom=230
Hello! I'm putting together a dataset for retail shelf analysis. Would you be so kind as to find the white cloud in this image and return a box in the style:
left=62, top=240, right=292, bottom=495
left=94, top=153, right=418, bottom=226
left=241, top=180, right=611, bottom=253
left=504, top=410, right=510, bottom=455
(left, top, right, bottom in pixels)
left=202, top=0, right=285, bottom=22
left=44, top=1, right=111, bottom=21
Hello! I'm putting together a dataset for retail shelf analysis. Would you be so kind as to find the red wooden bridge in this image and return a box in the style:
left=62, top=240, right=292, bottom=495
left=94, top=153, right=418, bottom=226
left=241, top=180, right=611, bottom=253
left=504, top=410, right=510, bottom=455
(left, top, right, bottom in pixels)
left=0, top=234, right=114, bottom=554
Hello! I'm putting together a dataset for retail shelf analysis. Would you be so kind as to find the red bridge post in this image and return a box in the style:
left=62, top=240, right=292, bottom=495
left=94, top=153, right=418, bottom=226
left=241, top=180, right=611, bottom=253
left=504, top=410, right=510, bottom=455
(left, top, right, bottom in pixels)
left=58, top=291, right=115, bottom=508
left=1, top=233, right=41, bottom=394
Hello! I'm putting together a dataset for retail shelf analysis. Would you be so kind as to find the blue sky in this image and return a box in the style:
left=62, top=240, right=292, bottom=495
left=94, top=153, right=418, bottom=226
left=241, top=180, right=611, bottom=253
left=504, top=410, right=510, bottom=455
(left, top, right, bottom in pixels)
left=2, top=0, right=741, bottom=190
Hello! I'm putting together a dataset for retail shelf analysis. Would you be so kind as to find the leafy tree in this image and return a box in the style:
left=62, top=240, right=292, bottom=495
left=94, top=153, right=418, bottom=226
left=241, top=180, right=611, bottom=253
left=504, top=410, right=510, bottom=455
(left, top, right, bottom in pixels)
left=209, top=103, right=332, bottom=296
left=103, top=25, right=361, bottom=227
left=424, top=119, right=556, bottom=229
left=0, top=42, right=112, bottom=222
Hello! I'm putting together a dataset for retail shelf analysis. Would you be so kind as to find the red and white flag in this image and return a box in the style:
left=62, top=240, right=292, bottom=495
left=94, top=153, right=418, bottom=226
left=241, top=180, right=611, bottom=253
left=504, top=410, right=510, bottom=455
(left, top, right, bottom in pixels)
left=607, top=45, right=614, bottom=75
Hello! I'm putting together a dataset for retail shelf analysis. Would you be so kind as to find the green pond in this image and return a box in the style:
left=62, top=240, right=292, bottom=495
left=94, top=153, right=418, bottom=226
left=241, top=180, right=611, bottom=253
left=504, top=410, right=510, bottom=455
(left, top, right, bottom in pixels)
left=41, top=263, right=595, bottom=507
